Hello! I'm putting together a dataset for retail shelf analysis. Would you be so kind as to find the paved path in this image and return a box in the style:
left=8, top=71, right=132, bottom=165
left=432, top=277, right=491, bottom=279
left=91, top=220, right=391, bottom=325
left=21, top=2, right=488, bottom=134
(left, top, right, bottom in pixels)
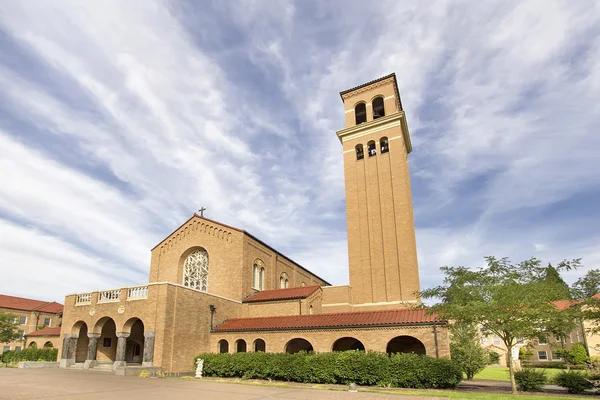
left=0, top=368, right=445, bottom=400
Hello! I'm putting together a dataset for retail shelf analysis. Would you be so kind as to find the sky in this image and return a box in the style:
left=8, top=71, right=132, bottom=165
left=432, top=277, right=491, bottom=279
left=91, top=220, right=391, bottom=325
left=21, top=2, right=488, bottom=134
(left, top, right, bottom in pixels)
left=0, top=1, right=599, bottom=303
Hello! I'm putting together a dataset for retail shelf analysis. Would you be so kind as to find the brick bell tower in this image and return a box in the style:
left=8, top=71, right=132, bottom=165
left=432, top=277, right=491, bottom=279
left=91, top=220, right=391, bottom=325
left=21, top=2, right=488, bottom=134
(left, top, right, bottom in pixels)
left=336, top=73, right=421, bottom=309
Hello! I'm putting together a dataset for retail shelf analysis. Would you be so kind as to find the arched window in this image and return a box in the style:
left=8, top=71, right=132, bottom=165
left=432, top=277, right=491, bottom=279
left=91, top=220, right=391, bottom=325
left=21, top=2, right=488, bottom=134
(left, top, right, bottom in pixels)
left=236, top=339, right=247, bottom=353
left=259, top=267, right=265, bottom=290
left=218, top=339, right=229, bottom=353
left=355, top=103, right=366, bottom=125
left=309, top=305, right=313, bottom=315
left=380, top=137, right=389, bottom=154
left=367, top=141, right=376, bottom=157
left=253, top=264, right=259, bottom=289
left=300, top=282, right=306, bottom=287
left=355, top=144, right=364, bottom=160
left=373, top=96, right=385, bottom=119
left=254, top=339, right=266, bottom=352
left=43, top=341, right=53, bottom=348
left=280, top=273, right=289, bottom=289
left=183, top=248, right=209, bottom=291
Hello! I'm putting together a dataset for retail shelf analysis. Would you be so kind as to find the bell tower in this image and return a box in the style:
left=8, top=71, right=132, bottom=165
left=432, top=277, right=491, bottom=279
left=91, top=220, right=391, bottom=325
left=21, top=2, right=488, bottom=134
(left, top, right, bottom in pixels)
left=336, top=73, right=420, bottom=309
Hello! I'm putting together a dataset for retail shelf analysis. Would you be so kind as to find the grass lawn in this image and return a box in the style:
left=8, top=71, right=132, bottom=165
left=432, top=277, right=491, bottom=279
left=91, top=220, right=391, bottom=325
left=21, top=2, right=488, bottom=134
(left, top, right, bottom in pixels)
left=369, top=389, right=576, bottom=400
left=471, top=367, right=565, bottom=382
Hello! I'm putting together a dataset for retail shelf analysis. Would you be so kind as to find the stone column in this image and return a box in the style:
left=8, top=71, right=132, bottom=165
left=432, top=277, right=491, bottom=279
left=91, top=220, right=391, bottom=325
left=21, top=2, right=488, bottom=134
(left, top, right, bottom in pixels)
left=84, top=333, right=100, bottom=369
left=59, top=334, right=77, bottom=368
left=142, top=331, right=155, bottom=367
left=113, top=332, right=130, bottom=370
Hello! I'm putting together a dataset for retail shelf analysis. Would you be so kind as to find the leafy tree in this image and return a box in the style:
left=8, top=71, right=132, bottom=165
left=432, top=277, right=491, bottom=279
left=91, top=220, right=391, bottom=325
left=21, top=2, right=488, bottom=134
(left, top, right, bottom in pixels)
left=450, top=323, right=489, bottom=380
left=571, top=269, right=600, bottom=299
left=555, top=343, right=589, bottom=370
left=544, top=264, right=571, bottom=299
left=419, top=256, right=582, bottom=394
left=519, top=346, right=533, bottom=361
left=0, top=311, right=19, bottom=344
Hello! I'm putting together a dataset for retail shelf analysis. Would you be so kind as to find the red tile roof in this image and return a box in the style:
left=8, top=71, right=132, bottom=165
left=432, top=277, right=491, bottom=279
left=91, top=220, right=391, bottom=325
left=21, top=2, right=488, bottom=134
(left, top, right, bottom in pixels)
left=214, top=308, right=444, bottom=332
left=0, top=294, right=63, bottom=313
left=243, top=286, right=321, bottom=303
left=26, top=327, right=61, bottom=337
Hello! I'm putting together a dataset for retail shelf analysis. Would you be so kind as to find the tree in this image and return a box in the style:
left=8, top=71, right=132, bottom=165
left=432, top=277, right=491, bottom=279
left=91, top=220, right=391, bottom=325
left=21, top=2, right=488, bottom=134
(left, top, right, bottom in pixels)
left=450, top=323, right=489, bottom=380
left=544, top=264, right=571, bottom=299
left=0, top=311, right=19, bottom=344
left=571, top=269, right=600, bottom=299
left=420, top=256, right=582, bottom=394
left=555, top=343, right=589, bottom=370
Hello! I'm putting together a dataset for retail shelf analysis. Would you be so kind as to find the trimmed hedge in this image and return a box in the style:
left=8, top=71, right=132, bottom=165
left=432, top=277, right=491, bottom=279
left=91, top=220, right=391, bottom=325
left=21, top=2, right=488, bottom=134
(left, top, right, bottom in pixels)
left=1, top=348, right=58, bottom=364
left=195, top=351, right=463, bottom=389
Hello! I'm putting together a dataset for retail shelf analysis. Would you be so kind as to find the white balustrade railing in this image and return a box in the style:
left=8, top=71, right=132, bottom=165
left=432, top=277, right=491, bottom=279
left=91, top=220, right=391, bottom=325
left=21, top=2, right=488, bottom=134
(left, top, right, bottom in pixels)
left=97, top=289, right=121, bottom=303
left=127, top=286, right=148, bottom=300
left=75, top=293, right=92, bottom=305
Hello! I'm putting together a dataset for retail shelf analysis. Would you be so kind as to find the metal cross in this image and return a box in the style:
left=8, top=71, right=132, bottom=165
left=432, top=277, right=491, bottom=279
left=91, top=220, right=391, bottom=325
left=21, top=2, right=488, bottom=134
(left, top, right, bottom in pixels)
left=198, top=207, right=206, bottom=217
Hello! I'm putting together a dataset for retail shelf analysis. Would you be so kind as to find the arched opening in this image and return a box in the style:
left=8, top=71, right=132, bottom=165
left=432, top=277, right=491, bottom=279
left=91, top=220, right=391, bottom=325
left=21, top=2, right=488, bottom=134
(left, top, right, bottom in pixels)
left=182, top=247, right=209, bottom=292
left=309, top=305, right=313, bottom=314
left=253, top=264, right=259, bottom=289
left=259, top=267, right=265, bottom=290
left=386, top=336, right=426, bottom=355
left=218, top=340, right=229, bottom=354
left=254, top=339, right=266, bottom=352
left=380, top=137, right=389, bottom=154
left=44, top=341, right=53, bottom=348
left=367, top=141, right=376, bottom=157
left=355, top=103, right=367, bottom=125
left=236, top=339, right=247, bottom=353
left=285, top=338, right=313, bottom=354
left=72, top=321, right=89, bottom=363
left=124, top=318, right=144, bottom=364
left=332, top=337, right=365, bottom=352
left=373, top=97, right=385, bottom=119
left=355, top=144, right=364, bottom=160
left=280, top=273, right=289, bottom=289
left=28, top=342, right=37, bottom=348
left=300, top=282, right=306, bottom=287
left=95, top=318, right=117, bottom=362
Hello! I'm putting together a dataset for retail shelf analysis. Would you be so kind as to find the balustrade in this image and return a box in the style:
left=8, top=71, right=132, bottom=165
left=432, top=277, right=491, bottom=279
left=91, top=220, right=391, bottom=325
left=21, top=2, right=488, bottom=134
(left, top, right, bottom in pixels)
left=127, top=286, right=148, bottom=300
left=97, top=289, right=121, bottom=303
left=75, top=293, right=92, bottom=305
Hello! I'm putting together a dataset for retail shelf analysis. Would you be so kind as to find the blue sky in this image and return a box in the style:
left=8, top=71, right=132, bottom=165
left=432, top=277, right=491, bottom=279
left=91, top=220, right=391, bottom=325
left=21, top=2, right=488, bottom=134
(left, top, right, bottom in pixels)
left=1, top=1, right=599, bottom=302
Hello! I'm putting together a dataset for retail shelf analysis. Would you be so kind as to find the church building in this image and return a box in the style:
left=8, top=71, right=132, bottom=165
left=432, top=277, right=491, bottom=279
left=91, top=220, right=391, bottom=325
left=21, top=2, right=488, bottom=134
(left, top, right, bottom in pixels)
left=58, top=74, right=450, bottom=374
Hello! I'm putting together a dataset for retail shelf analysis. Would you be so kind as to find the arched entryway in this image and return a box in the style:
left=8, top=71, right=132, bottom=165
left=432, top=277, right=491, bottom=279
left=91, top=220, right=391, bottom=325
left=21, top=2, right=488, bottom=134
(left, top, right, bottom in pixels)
left=94, top=317, right=117, bottom=362
left=254, top=339, right=266, bottom=352
left=332, top=337, right=365, bottom=352
left=72, top=321, right=89, bottom=363
left=123, top=318, right=144, bottom=363
left=236, top=339, right=247, bottom=353
left=386, top=336, right=426, bottom=355
left=218, top=340, right=229, bottom=353
left=285, top=338, right=313, bottom=354
left=44, top=341, right=53, bottom=348
left=28, top=342, right=37, bottom=348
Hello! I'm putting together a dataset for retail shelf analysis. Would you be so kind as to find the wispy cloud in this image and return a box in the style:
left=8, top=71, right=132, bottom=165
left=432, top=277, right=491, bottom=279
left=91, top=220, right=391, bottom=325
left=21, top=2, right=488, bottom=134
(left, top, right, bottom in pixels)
left=0, top=0, right=598, bottom=302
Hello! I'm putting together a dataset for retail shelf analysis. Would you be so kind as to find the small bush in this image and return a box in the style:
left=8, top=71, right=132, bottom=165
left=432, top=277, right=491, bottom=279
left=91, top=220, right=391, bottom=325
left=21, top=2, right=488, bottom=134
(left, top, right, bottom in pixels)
left=156, top=370, right=165, bottom=378
left=139, top=369, right=151, bottom=378
left=195, top=351, right=463, bottom=389
left=514, top=368, right=547, bottom=392
left=488, top=351, right=501, bottom=365
left=554, top=371, right=594, bottom=394
left=0, top=348, right=58, bottom=364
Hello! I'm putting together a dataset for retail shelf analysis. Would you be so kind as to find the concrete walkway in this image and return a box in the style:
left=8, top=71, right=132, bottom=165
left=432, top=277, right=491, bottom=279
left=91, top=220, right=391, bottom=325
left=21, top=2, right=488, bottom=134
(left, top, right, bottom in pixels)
left=0, top=368, right=445, bottom=400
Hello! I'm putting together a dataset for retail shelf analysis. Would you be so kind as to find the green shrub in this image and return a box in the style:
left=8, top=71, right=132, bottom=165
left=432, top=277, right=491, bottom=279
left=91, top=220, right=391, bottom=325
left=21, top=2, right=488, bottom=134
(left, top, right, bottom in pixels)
left=0, top=348, right=58, bottom=364
left=488, top=351, right=501, bottom=364
left=194, top=351, right=463, bottom=389
left=514, top=368, right=547, bottom=392
left=554, top=371, right=594, bottom=394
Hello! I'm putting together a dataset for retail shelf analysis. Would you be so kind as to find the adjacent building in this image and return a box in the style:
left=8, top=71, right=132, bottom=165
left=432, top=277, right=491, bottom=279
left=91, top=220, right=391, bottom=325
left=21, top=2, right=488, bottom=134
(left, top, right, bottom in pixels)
left=0, top=294, right=63, bottom=353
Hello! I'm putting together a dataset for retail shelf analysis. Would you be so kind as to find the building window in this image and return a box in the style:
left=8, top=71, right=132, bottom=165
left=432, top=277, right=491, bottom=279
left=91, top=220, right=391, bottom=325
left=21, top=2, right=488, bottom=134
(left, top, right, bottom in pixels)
left=15, top=346, right=21, bottom=352
left=19, top=316, right=27, bottom=325
left=492, top=336, right=501, bottom=346
left=367, top=141, right=376, bottom=157
left=481, top=337, right=489, bottom=345
left=236, top=339, right=247, bottom=353
left=538, top=351, right=548, bottom=361
left=300, top=282, right=306, bottom=287
left=355, top=144, right=364, bottom=160
left=355, top=103, right=366, bottom=125
left=2, top=346, right=10, bottom=353
left=309, top=305, right=313, bottom=315
left=551, top=351, right=561, bottom=360
left=103, top=338, right=112, bottom=347
left=183, top=248, right=209, bottom=292
left=218, top=340, right=229, bottom=354
left=538, top=335, right=548, bottom=345
left=17, top=330, right=24, bottom=340
left=373, top=96, right=385, bottom=119
left=280, top=273, right=289, bottom=289
left=380, top=137, right=389, bottom=154
left=43, top=318, right=51, bottom=327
